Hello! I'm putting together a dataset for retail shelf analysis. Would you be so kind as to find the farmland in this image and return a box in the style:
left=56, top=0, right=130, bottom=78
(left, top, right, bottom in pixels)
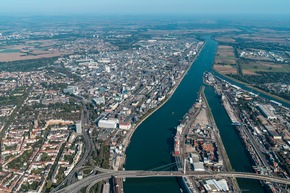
left=214, top=45, right=237, bottom=75
left=241, top=61, right=290, bottom=75
left=0, top=40, right=69, bottom=62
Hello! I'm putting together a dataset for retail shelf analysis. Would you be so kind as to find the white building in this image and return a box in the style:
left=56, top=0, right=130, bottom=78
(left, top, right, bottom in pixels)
left=204, top=179, right=229, bottom=192
left=176, top=124, right=185, bottom=135
left=76, top=122, right=82, bottom=134
left=158, top=95, right=166, bottom=102
left=193, top=162, right=205, bottom=171
left=257, top=104, right=277, bottom=120
left=105, top=66, right=111, bottom=73
left=93, top=96, right=105, bottom=105
left=98, top=118, right=119, bottom=129
left=63, top=86, right=79, bottom=95
left=109, top=103, right=119, bottom=110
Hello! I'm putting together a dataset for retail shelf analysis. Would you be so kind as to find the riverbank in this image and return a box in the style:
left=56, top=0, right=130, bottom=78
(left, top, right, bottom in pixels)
left=121, top=42, right=206, bottom=167
left=204, top=85, right=266, bottom=193
left=124, top=37, right=220, bottom=193
left=201, top=86, right=240, bottom=192
left=171, top=85, right=240, bottom=192
left=212, top=70, right=290, bottom=105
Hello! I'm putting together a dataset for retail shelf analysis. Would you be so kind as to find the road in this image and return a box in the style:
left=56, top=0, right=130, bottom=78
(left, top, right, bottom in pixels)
left=51, top=131, right=93, bottom=192
left=240, top=110, right=270, bottom=168
left=224, top=92, right=270, bottom=169
left=54, top=170, right=290, bottom=193
left=51, top=100, right=94, bottom=192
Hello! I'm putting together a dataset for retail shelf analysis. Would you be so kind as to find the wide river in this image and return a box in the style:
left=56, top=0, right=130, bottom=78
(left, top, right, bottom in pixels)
left=124, top=37, right=269, bottom=193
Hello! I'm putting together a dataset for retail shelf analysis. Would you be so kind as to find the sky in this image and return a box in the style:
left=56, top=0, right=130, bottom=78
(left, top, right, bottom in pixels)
left=1, top=0, right=290, bottom=16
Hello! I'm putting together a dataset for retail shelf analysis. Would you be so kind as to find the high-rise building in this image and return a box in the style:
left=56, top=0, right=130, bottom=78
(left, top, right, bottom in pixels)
left=76, top=121, right=82, bottom=134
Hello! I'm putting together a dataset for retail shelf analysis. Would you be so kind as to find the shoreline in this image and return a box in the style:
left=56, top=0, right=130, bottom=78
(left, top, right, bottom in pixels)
left=201, top=86, right=241, bottom=192
left=171, top=86, right=240, bottom=192
left=121, top=42, right=206, bottom=167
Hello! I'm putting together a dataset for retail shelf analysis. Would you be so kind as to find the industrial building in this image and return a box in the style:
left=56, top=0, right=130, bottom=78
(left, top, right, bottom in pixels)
left=264, top=125, right=282, bottom=140
left=203, top=179, right=229, bottom=192
left=257, top=104, right=277, bottom=120
left=98, top=118, right=119, bottom=129
left=192, top=162, right=205, bottom=171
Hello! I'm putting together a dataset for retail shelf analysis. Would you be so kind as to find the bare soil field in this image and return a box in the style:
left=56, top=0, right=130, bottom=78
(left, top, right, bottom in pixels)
left=0, top=52, right=66, bottom=62
left=214, top=64, right=237, bottom=75
left=0, top=39, right=68, bottom=62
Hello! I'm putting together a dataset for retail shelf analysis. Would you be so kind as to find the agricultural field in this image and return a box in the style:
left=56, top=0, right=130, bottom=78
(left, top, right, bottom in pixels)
left=214, top=65, right=237, bottom=75
left=215, top=35, right=236, bottom=44
left=215, top=45, right=236, bottom=65
left=241, top=61, right=290, bottom=75
left=0, top=52, right=65, bottom=62
left=214, top=45, right=237, bottom=75
left=0, top=40, right=69, bottom=62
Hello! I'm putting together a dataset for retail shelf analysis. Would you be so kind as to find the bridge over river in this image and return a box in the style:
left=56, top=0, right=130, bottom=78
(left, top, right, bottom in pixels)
left=53, top=168, right=290, bottom=193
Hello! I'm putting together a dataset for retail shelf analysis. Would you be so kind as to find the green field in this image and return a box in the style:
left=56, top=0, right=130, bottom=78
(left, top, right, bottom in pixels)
left=215, top=45, right=236, bottom=65
left=241, top=62, right=290, bottom=74
left=26, top=42, right=42, bottom=46
left=0, top=49, right=20, bottom=53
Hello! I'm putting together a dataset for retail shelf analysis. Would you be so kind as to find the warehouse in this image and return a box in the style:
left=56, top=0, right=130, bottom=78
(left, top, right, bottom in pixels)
left=98, top=118, right=119, bottom=129
left=257, top=104, right=277, bottom=120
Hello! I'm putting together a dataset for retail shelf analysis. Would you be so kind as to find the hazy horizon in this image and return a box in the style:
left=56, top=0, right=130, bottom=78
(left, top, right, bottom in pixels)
left=1, top=0, right=290, bottom=17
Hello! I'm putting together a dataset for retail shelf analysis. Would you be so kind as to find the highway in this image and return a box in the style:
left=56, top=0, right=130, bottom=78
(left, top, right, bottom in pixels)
left=51, top=101, right=94, bottom=192
left=54, top=170, right=290, bottom=193
left=68, top=129, right=93, bottom=183
left=51, top=130, right=93, bottom=192
left=51, top=90, right=288, bottom=193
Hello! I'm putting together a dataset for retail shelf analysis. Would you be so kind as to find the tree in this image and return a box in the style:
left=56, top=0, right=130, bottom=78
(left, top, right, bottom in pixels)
left=46, top=181, right=52, bottom=190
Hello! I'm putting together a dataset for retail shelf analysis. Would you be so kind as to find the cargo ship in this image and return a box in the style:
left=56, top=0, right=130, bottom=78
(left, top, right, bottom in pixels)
left=172, top=124, right=196, bottom=193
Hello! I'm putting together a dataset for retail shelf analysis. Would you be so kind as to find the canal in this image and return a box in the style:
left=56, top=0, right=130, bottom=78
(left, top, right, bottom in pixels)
left=211, top=72, right=290, bottom=108
left=124, top=37, right=266, bottom=193
left=204, top=86, right=265, bottom=193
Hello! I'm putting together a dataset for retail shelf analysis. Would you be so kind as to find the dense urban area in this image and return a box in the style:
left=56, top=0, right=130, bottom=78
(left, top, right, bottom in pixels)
left=0, top=16, right=290, bottom=193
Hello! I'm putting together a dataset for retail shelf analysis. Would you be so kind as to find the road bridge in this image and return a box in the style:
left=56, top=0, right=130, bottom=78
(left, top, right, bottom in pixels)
left=53, top=170, right=290, bottom=193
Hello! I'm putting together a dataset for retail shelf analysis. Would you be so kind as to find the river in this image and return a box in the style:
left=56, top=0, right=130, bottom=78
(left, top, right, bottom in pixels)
left=204, top=86, right=265, bottom=193
left=211, top=72, right=290, bottom=108
left=124, top=37, right=266, bottom=193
